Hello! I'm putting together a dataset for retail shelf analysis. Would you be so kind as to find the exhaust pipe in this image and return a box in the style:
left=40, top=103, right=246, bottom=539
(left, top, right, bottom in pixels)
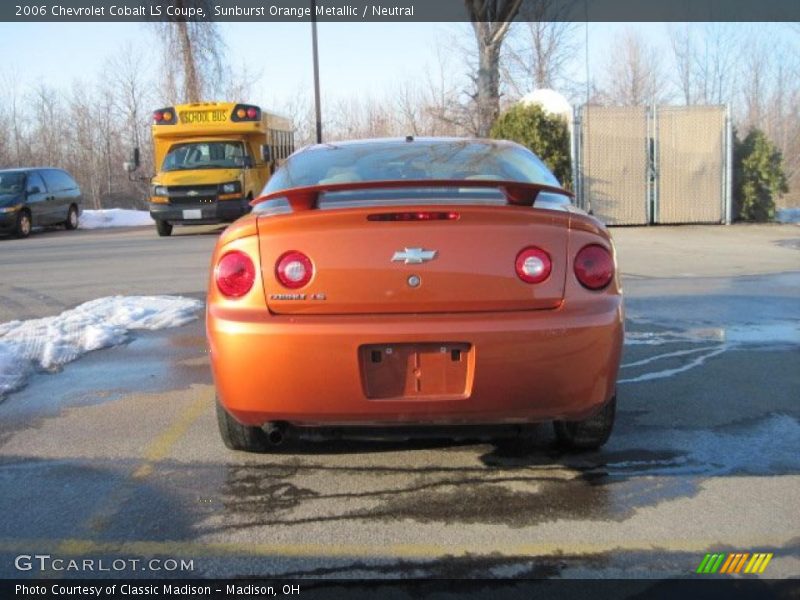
left=263, top=421, right=288, bottom=446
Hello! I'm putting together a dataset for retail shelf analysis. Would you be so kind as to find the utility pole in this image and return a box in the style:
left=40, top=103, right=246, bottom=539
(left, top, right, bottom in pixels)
left=311, top=0, right=323, bottom=144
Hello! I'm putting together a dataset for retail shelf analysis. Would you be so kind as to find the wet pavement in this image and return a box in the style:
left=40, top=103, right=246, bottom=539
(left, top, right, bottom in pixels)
left=0, top=227, right=798, bottom=579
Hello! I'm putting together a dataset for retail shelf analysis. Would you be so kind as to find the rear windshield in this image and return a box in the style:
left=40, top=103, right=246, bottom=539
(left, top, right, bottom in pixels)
left=261, top=140, right=561, bottom=206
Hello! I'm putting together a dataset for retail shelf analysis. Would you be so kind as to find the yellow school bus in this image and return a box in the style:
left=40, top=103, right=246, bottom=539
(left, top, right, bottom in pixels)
left=137, top=102, right=294, bottom=236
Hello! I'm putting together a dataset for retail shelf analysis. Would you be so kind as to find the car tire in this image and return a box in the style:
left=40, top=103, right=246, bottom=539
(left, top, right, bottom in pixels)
left=65, top=205, right=79, bottom=230
left=554, top=394, right=616, bottom=451
left=14, top=210, right=32, bottom=239
left=155, top=220, right=173, bottom=237
left=216, top=398, right=269, bottom=452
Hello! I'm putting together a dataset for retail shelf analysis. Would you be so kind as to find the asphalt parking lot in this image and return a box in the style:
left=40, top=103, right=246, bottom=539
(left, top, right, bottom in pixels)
left=0, top=223, right=798, bottom=579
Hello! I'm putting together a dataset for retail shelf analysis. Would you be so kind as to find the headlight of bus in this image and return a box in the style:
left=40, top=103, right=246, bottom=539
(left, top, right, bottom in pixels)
left=220, top=182, right=241, bottom=194
left=152, top=185, right=168, bottom=197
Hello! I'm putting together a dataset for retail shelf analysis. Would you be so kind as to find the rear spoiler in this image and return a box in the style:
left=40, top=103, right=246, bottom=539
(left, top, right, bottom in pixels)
left=250, top=179, right=573, bottom=212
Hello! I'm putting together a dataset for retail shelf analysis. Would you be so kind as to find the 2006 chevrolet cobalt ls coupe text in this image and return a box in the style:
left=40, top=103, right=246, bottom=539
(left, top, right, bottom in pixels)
left=207, top=138, right=623, bottom=452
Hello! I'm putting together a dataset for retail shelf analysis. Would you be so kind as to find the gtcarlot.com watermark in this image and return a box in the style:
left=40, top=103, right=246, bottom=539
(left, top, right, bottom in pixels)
left=15, top=554, right=194, bottom=573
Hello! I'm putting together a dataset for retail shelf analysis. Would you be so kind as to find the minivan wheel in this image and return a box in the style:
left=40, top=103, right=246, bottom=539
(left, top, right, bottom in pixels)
left=15, top=210, right=32, bottom=238
left=155, top=219, right=173, bottom=237
left=215, top=399, right=270, bottom=452
left=554, top=395, right=616, bottom=451
left=65, top=205, right=79, bottom=230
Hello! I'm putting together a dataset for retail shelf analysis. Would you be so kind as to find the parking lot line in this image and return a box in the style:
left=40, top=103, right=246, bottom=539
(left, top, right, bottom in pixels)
left=133, top=395, right=209, bottom=479
left=55, top=395, right=210, bottom=540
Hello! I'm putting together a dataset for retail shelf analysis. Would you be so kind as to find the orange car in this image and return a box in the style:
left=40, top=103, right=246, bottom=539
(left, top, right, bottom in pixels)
left=207, top=138, right=623, bottom=452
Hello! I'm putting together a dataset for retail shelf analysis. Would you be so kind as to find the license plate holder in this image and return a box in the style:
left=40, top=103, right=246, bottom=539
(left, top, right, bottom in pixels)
left=183, top=209, right=202, bottom=219
left=359, top=342, right=471, bottom=400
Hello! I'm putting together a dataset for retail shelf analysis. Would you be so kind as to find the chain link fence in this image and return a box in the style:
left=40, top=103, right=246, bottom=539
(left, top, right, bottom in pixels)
left=575, top=105, right=731, bottom=226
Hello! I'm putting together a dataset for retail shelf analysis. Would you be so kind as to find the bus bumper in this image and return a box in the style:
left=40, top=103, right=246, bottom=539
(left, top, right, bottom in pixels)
left=149, top=199, right=249, bottom=225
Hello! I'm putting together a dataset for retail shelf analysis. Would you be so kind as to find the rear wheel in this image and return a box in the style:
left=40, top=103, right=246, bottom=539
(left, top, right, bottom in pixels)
left=554, top=395, right=616, bottom=451
left=155, top=219, right=173, bottom=237
left=216, top=398, right=269, bottom=452
left=14, top=210, right=31, bottom=238
left=65, top=205, right=79, bottom=230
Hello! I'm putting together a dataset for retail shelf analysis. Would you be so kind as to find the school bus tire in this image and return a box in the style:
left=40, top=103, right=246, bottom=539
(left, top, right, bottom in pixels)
left=155, top=219, right=173, bottom=237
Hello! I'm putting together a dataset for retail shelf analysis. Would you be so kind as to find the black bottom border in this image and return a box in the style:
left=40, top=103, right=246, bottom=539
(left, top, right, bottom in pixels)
left=3, top=578, right=800, bottom=600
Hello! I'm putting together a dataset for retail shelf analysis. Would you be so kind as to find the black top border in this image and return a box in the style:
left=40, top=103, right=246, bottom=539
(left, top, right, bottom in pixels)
left=3, top=0, right=800, bottom=23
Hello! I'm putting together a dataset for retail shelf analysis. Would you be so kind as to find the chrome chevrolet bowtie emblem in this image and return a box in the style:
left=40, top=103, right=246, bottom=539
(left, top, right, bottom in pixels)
left=187, top=190, right=199, bottom=196
left=391, top=248, right=438, bottom=264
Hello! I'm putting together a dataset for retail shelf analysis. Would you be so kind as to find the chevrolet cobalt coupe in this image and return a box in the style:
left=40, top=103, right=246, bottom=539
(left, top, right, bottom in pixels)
left=207, top=138, right=623, bottom=452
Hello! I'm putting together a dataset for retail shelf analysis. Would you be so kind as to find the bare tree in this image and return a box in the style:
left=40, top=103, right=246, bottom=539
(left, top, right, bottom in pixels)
left=1, top=68, right=29, bottom=165
left=421, top=42, right=470, bottom=136
left=503, top=1, right=579, bottom=97
left=599, top=29, right=665, bottom=106
left=65, top=81, right=101, bottom=208
left=668, top=24, right=695, bottom=105
left=464, top=0, right=525, bottom=136
left=693, top=23, right=740, bottom=105
left=154, top=3, right=225, bottom=103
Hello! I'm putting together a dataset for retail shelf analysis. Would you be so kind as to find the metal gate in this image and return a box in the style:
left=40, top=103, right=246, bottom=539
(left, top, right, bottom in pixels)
left=575, top=105, right=731, bottom=225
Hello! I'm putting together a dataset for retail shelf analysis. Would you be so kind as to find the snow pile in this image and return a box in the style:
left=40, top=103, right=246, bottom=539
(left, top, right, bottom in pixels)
left=0, top=295, right=203, bottom=397
left=519, top=88, right=572, bottom=121
left=776, top=207, right=800, bottom=224
left=79, top=209, right=153, bottom=229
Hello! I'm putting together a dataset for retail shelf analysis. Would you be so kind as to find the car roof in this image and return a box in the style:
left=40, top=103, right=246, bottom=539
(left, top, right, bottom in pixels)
left=0, top=167, right=61, bottom=174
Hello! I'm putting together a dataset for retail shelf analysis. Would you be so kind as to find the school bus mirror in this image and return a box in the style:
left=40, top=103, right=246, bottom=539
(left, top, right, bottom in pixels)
left=126, top=147, right=141, bottom=171
left=260, top=144, right=271, bottom=163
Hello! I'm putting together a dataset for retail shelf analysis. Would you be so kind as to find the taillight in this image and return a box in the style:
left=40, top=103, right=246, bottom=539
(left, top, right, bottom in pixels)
left=231, top=104, right=261, bottom=122
left=152, top=107, right=176, bottom=124
left=215, top=251, right=255, bottom=298
left=574, top=244, right=614, bottom=290
left=276, top=251, right=313, bottom=289
left=515, top=246, right=551, bottom=284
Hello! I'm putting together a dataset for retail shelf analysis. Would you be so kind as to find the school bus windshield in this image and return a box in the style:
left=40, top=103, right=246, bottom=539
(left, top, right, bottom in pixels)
left=161, top=141, right=247, bottom=171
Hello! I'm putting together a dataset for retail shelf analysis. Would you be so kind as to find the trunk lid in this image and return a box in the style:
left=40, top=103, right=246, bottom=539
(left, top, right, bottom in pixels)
left=258, top=206, right=568, bottom=315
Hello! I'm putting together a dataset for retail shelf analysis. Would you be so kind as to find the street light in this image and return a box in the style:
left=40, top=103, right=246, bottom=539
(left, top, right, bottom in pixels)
left=311, top=0, right=323, bottom=144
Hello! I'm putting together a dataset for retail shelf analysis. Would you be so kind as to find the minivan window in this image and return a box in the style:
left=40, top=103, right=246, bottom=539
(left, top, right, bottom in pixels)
left=26, top=172, right=46, bottom=194
left=0, top=172, right=25, bottom=194
left=42, top=169, right=77, bottom=192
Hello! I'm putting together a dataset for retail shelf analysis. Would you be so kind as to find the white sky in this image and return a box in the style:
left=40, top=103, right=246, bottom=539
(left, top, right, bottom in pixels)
left=0, top=22, right=663, bottom=101
left=0, top=21, right=795, bottom=109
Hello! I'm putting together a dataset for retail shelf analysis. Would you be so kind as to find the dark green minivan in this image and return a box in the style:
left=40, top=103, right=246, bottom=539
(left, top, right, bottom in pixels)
left=0, top=168, right=83, bottom=238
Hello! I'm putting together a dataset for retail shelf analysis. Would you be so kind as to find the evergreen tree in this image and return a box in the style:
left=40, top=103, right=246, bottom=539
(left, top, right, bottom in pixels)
left=490, top=103, right=572, bottom=188
left=734, top=129, right=788, bottom=222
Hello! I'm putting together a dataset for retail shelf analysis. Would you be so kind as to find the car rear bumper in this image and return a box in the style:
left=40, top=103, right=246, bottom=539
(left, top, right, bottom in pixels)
left=208, top=297, right=624, bottom=427
left=150, top=199, right=248, bottom=224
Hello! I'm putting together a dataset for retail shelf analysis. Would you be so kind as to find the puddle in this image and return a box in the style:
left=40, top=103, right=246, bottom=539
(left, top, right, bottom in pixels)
left=607, top=413, right=800, bottom=477
left=621, top=319, right=799, bottom=384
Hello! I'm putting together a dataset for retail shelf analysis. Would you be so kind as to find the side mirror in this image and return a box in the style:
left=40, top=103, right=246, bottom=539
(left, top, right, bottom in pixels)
left=28, top=186, right=41, bottom=195
left=243, top=156, right=255, bottom=169
left=124, top=147, right=141, bottom=172
left=260, top=144, right=271, bottom=163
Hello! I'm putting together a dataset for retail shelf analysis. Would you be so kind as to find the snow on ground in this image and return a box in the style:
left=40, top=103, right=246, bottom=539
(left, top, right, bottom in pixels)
left=776, top=207, right=800, bottom=224
left=79, top=208, right=153, bottom=229
left=0, top=296, right=203, bottom=397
